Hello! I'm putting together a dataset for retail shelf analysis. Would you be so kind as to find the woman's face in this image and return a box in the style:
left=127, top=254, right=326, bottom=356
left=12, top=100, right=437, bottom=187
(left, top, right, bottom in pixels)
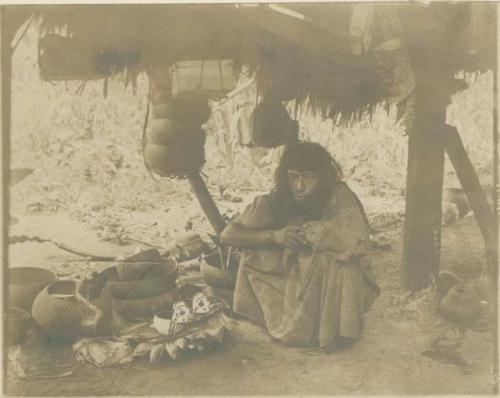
left=287, top=169, right=321, bottom=203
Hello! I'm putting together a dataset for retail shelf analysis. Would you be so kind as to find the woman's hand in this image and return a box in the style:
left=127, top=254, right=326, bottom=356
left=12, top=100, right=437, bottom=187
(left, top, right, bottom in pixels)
left=271, top=226, right=308, bottom=251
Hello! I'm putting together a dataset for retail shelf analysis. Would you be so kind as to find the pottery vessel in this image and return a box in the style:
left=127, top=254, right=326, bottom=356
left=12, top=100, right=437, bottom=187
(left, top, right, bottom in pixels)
left=440, top=283, right=481, bottom=324
left=32, top=280, right=101, bottom=342
left=8, top=307, right=31, bottom=345
left=111, top=288, right=178, bottom=322
left=115, top=260, right=173, bottom=282
left=443, top=187, right=470, bottom=218
left=153, top=310, right=185, bottom=335
left=8, top=267, right=56, bottom=312
left=104, top=260, right=178, bottom=300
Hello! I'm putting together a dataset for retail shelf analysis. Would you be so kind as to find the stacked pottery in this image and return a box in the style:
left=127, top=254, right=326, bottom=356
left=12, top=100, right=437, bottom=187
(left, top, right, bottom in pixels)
left=144, top=80, right=210, bottom=177
left=103, top=258, right=179, bottom=322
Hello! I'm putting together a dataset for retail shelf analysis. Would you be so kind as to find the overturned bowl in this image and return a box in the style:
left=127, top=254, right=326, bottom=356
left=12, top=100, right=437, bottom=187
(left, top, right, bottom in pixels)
left=104, top=259, right=178, bottom=300
left=9, top=267, right=56, bottom=312
left=116, top=261, right=167, bottom=282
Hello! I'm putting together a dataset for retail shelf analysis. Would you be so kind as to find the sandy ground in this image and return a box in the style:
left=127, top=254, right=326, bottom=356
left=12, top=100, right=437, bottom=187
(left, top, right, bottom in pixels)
left=5, top=213, right=496, bottom=396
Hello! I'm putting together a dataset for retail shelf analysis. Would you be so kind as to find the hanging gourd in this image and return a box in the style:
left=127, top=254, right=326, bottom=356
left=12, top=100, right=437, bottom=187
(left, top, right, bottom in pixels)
left=144, top=60, right=235, bottom=178
left=248, top=96, right=299, bottom=148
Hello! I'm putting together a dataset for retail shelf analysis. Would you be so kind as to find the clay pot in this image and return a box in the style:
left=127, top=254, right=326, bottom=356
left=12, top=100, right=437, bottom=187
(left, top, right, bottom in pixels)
left=78, top=277, right=113, bottom=337
left=8, top=307, right=31, bottom=345
left=437, top=270, right=462, bottom=301
left=122, top=248, right=163, bottom=263
left=174, top=232, right=208, bottom=261
left=9, top=267, right=56, bottom=312
left=443, top=187, right=470, bottom=218
left=148, top=119, right=206, bottom=147
left=144, top=142, right=205, bottom=177
left=104, top=261, right=179, bottom=300
left=115, top=261, right=171, bottom=282
left=32, top=280, right=101, bottom=343
left=440, top=284, right=481, bottom=324
left=200, top=252, right=238, bottom=289
left=111, top=288, right=179, bottom=322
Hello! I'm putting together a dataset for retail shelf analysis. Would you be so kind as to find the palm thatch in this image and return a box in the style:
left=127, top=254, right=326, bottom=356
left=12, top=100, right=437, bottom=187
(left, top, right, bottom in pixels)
left=5, top=3, right=496, bottom=122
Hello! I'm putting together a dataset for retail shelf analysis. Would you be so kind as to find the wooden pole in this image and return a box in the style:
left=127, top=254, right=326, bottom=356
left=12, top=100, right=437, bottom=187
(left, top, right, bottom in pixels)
left=492, top=5, right=499, bottom=390
left=402, top=127, right=445, bottom=291
left=188, top=172, right=227, bottom=236
left=1, top=5, right=12, bottom=390
left=443, top=125, right=495, bottom=242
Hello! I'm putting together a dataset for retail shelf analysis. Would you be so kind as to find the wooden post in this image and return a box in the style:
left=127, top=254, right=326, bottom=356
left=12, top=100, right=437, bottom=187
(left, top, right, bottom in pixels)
left=402, top=128, right=445, bottom=291
left=188, top=172, right=227, bottom=236
left=492, top=5, right=499, bottom=389
left=1, top=5, right=12, bottom=388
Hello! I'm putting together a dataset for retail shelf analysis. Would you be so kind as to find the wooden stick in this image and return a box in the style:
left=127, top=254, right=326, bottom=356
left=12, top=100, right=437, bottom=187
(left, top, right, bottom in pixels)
left=187, top=172, right=227, bottom=236
left=225, top=246, right=233, bottom=270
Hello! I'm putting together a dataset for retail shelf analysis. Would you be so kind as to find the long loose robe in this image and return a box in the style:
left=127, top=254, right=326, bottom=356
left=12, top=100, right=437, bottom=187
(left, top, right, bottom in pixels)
left=232, top=182, right=380, bottom=351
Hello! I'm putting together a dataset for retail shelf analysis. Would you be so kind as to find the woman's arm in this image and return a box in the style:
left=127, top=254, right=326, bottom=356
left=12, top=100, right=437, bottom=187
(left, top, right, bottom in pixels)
left=220, top=222, right=307, bottom=251
left=220, top=223, right=274, bottom=248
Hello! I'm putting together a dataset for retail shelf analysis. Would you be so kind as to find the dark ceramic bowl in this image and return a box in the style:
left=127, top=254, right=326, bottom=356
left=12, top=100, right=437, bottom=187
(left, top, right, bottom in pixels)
left=9, top=267, right=56, bottom=312
left=104, top=260, right=179, bottom=300
left=115, top=261, right=167, bottom=282
left=8, top=307, right=31, bottom=345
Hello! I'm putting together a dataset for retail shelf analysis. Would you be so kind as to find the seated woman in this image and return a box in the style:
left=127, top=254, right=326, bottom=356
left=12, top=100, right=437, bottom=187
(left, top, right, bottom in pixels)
left=220, top=142, right=380, bottom=353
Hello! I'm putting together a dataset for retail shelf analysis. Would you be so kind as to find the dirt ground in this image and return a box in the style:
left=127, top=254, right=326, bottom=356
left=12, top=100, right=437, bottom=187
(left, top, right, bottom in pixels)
left=5, top=212, right=496, bottom=396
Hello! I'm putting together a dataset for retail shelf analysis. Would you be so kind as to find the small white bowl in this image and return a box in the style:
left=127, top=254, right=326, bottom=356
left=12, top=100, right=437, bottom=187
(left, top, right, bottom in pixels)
left=153, top=311, right=185, bottom=335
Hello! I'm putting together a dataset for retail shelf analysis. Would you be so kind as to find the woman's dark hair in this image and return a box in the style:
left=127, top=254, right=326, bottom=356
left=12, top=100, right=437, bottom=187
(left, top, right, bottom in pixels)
left=272, top=141, right=343, bottom=205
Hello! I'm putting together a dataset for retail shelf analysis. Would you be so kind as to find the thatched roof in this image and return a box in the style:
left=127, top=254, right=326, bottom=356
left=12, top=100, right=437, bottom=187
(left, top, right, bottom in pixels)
left=5, top=3, right=496, bottom=122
